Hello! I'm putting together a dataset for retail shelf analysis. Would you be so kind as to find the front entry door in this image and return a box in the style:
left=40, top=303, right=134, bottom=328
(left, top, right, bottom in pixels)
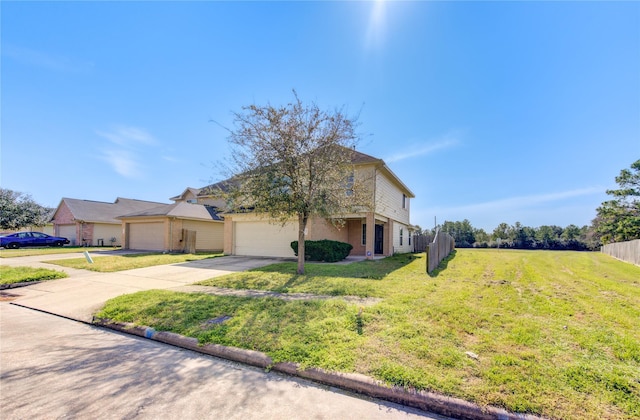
left=375, top=224, right=384, bottom=254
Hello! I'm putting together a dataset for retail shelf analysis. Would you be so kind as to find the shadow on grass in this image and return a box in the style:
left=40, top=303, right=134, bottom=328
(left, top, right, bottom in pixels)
left=427, top=250, right=457, bottom=278
left=252, top=253, right=419, bottom=281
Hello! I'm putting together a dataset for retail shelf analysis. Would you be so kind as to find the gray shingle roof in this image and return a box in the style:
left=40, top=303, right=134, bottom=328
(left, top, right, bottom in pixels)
left=118, top=202, right=223, bottom=221
left=58, top=197, right=167, bottom=224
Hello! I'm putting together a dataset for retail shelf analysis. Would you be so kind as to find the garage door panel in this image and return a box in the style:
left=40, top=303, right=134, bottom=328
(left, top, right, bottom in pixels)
left=183, top=221, right=223, bottom=251
left=94, top=224, right=123, bottom=247
left=129, top=223, right=164, bottom=251
left=234, top=221, right=297, bottom=258
left=58, top=225, right=76, bottom=245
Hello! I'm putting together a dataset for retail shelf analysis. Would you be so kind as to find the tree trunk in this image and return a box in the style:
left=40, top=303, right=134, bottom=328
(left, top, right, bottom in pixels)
left=297, top=213, right=308, bottom=274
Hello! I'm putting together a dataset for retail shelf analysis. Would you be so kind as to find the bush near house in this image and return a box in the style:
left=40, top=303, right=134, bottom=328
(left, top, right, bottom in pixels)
left=291, top=239, right=353, bottom=262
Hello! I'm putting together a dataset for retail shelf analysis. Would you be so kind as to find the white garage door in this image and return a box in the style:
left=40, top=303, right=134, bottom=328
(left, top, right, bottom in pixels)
left=58, top=224, right=76, bottom=245
left=183, top=220, right=223, bottom=251
left=234, top=221, right=297, bottom=258
left=129, top=222, right=165, bottom=251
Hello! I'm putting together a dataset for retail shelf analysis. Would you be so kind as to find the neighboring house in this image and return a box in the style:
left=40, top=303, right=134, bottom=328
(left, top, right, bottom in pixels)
left=173, top=149, right=415, bottom=259
left=51, top=197, right=166, bottom=246
left=1, top=209, right=56, bottom=236
left=118, top=202, right=224, bottom=252
left=1, top=224, right=55, bottom=237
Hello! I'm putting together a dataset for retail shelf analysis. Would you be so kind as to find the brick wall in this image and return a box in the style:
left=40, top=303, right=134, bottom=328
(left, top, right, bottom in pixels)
left=81, top=223, right=94, bottom=246
left=52, top=202, right=74, bottom=224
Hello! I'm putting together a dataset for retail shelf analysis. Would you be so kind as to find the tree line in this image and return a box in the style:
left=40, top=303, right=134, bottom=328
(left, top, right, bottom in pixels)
left=419, top=220, right=597, bottom=251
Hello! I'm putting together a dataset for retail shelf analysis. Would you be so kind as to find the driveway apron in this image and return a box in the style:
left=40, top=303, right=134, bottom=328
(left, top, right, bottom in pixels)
left=3, top=254, right=282, bottom=323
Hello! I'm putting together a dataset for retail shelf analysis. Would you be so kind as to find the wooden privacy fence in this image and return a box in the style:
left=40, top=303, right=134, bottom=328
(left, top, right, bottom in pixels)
left=182, top=229, right=197, bottom=253
left=426, top=230, right=455, bottom=274
left=412, top=234, right=433, bottom=253
left=601, top=239, right=640, bottom=266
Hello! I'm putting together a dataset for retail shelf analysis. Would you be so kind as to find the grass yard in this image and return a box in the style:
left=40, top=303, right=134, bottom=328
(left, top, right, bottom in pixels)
left=0, top=266, right=67, bottom=285
left=48, top=252, right=223, bottom=272
left=95, top=249, right=640, bottom=419
left=0, top=246, right=108, bottom=258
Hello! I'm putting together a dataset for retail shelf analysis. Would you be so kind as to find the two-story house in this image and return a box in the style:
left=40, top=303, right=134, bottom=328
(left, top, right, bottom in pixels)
left=171, top=149, right=414, bottom=259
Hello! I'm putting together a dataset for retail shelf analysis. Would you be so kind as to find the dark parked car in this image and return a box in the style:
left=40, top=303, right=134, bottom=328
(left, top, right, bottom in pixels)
left=0, top=232, right=70, bottom=249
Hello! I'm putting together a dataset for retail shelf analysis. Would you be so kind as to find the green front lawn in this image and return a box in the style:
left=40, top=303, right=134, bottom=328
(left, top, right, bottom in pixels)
left=48, top=252, right=223, bottom=272
left=0, top=266, right=68, bottom=285
left=0, top=246, right=108, bottom=258
left=95, top=250, right=640, bottom=419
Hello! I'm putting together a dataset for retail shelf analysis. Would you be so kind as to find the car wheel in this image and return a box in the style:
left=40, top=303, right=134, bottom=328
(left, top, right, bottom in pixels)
left=8, top=243, right=20, bottom=249
left=54, top=241, right=64, bottom=247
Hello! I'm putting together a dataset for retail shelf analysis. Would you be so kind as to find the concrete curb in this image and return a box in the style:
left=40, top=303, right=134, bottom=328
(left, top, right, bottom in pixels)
left=94, top=319, right=543, bottom=420
left=0, top=281, right=44, bottom=290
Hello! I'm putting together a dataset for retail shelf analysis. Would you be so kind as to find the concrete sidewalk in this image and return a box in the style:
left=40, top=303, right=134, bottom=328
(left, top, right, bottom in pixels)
left=2, top=254, right=282, bottom=322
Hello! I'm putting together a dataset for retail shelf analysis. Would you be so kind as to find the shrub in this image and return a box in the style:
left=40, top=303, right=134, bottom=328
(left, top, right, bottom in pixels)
left=290, top=239, right=353, bottom=262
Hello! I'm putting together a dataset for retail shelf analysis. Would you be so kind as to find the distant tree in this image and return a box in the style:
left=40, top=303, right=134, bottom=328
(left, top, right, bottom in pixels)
left=512, top=222, right=535, bottom=249
left=0, top=189, right=52, bottom=230
left=473, top=228, right=490, bottom=245
left=561, top=224, right=582, bottom=241
left=536, top=225, right=562, bottom=249
left=492, top=222, right=512, bottom=247
left=441, top=219, right=475, bottom=247
left=594, top=159, right=640, bottom=243
left=222, top=92, right=365, bottom=274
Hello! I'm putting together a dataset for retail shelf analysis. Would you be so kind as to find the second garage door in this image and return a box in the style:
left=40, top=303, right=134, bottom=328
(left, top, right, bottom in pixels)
left=183, top=220, right=224, bottom=251
left=129, top=222, right=165, bottom=251
left=234, top=221, right=297, bottom=258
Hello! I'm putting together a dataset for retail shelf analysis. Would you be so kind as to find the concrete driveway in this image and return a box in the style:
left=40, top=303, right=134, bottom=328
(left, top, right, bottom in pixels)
left=3, top=253, right=282, bottom=322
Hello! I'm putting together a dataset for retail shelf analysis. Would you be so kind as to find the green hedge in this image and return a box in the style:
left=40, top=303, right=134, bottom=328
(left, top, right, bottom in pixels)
left=290, top=239, right=353, bottom=262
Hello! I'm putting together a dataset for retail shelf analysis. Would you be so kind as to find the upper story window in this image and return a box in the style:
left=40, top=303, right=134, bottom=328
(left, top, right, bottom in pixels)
left=346, top=172, right=355, bottom=196
left=402, top=194, right=407, bottom=209
left=187, top=199, right=198, bottom=204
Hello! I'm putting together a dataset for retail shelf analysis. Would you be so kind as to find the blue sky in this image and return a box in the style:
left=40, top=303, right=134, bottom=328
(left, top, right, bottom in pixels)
left=2, top=1, right=639, bottom=232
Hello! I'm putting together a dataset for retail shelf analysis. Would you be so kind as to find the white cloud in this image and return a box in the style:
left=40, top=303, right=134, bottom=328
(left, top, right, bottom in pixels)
left=385, top=134, right=459, bottom=163
left=445, top=187, right=604, bottom=214
left=415, top=187, right=605, bottom=230
left=96, top=126, right=156, bottom=146
left=96, top=125, right=157, bottom=178
left=101, top=150, right=141, bottom=179
left=3, top=44, right=94, bottom=73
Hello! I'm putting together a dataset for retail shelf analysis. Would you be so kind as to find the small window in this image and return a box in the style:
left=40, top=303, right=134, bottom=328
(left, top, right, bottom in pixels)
left=409, top=233, right=412, bottom=246
left=402, top=194, right=407, bottom=209
left=400, top=228, right=404, bottom=246
left=362, top=223, right=366, bottom=246
left=346, top=172, right=354, bottom=196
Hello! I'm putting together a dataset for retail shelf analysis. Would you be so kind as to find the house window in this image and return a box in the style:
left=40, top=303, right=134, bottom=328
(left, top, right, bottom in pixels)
left=400, top=228, right=404, bottom=246
left=402, top=194, right=407, bottom=209
left=362, top=223, right=366, bottom=246
left=409, top=233, right=412, bottom=246
left=187, top=199, right=198, bottom=204
left=346, top=172, right=354, bottom=196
